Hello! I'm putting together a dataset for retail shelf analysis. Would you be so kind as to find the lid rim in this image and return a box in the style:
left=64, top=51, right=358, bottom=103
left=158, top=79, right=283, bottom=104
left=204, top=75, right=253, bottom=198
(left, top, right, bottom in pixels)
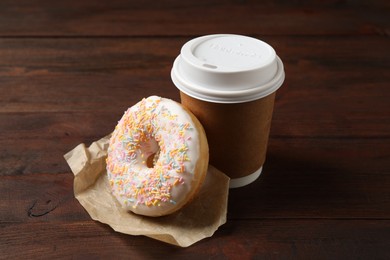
left=171, top=56, right=285, bottom=104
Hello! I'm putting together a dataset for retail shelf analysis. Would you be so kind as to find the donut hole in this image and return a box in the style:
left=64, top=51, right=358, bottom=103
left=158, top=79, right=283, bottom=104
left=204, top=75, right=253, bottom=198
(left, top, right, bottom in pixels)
left=146, top=153, right=157, bottom=168
left=142, top=139, right=160, bottom=168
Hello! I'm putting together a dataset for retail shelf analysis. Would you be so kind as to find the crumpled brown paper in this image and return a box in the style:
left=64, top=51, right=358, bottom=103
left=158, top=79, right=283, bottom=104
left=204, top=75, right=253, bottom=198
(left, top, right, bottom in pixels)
left=64, top=135, right=230, bottom=247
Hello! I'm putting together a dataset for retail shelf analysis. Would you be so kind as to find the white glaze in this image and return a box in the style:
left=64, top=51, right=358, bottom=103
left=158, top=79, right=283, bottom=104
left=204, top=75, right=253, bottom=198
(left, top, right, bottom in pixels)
left=106, top=96, right=200, bottom=216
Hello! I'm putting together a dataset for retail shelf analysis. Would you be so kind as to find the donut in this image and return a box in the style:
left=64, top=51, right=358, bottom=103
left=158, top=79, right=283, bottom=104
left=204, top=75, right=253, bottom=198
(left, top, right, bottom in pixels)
left=106, top=96, right=209, bottom=217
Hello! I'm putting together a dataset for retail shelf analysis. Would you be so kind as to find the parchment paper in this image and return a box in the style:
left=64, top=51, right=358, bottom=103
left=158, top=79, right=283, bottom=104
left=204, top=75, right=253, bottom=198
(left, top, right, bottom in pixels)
left=64, top=135, right=230, bottom=247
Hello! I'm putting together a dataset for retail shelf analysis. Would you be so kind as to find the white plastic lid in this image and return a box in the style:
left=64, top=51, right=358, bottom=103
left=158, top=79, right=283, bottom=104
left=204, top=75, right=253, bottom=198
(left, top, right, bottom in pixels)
left=171, top=34, right=285, bottom=103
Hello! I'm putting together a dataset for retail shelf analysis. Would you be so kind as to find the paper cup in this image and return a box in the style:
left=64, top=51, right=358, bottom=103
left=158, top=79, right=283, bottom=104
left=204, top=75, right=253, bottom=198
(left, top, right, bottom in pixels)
left=171, top=34, right=285, bottom=188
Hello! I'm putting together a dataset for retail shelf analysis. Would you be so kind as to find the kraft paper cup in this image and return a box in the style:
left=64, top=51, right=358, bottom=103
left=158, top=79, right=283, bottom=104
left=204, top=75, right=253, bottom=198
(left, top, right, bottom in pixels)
left=171, top=34, right=285, bottom=188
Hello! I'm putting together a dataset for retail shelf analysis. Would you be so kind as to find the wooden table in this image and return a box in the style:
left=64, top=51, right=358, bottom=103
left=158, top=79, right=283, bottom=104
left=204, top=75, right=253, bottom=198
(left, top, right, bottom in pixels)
left=1, top=0, right=389, bottom=258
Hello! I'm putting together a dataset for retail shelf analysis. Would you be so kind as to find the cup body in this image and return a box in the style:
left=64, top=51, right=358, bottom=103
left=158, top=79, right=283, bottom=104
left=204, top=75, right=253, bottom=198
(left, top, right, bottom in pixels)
left=171, top=34, right=285, bottom=187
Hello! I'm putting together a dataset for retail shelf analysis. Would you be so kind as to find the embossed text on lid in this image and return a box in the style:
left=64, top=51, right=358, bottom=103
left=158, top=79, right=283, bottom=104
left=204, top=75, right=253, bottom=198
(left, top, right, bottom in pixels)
left=192, top=35, right=275, bottom=72
left=171, top=34, right=285, bottom=103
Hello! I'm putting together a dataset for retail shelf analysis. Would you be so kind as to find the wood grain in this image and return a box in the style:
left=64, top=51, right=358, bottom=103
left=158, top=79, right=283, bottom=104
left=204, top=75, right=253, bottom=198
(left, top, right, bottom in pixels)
left=0, top=0, right=389, bottom=258
left=1, top=220, right=389, bottom=259
left=0, top=116, right=389, bottom=176
left=0, top=37, right=389, bottom=137
left=1, top=168, right=389, bottom=222
left=0, top=0, right=388, bottom=36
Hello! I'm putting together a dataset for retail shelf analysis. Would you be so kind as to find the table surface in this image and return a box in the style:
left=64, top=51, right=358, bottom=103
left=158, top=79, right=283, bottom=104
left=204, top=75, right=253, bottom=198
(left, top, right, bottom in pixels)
left=1, top=0, right=389, bottom=258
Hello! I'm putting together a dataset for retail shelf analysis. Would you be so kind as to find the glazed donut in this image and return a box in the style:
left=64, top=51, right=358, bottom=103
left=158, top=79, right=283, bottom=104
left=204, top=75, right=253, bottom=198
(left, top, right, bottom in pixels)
left=106, top=96, right=209, bottom=217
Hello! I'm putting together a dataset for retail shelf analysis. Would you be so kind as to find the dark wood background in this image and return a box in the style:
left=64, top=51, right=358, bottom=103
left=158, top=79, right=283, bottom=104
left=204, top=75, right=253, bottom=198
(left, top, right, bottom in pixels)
left=1, top=0, right=389, bottom=258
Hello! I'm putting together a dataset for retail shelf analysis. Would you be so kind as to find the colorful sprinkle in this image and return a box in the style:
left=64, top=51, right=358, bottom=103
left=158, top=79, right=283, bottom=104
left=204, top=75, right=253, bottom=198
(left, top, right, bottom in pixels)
left=106, top=96, right=197, bottom=212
